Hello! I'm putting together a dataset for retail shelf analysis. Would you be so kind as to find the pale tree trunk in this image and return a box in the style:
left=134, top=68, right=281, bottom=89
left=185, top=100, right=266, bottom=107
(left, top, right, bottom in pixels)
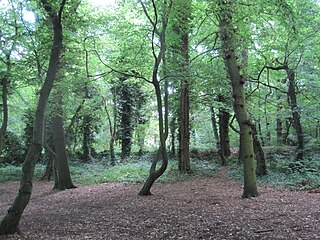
left=218, top=0, right=258, bottom=198
left=0, top=0, right=66, bottom=235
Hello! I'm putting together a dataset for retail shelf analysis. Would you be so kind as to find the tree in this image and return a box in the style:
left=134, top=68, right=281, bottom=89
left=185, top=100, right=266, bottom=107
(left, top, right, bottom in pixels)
left=173, top=0, right=192, bottom=173
left=0, top=1, right=20, bottom=156
left=138, top=0, right=173, bottom=196
left=218, top=0, right=258, bottom=198
left=0, top=0, right=67, bottom=234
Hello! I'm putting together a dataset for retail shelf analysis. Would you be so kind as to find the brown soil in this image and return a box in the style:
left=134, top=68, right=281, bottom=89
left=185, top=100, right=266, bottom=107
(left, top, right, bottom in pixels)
left=0, top=168, right=319, bottom=240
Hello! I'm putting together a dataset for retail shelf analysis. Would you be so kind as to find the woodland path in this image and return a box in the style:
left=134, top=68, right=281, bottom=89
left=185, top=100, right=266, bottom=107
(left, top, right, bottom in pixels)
left=0, top=168, right=319, bottom=240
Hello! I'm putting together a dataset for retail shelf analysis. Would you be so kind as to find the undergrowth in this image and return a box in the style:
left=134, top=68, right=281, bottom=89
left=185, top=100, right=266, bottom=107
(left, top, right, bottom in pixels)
left=0, top=158, right=219, bottom=185
left=226, top=151, right=320, bottom=191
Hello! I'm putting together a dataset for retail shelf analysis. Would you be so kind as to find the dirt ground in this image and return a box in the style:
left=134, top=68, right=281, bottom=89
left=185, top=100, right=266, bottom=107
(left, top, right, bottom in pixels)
left=0, top=168, right=319, bottom=240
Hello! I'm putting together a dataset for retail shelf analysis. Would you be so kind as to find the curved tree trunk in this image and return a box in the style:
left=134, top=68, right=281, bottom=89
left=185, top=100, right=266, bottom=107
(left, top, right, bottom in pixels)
left=138, top=0, right=172, bottom=195
left=0, top=0, right=66, bottom=234
left=218, top=0, right=258, bottom=198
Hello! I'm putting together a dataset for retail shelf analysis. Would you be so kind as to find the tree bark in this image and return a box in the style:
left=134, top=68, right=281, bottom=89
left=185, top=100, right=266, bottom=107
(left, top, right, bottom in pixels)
left=218, top=0, right=258, bottom=198
left=287, top=69, right=303, bottom=160
left=210, top=106, right=226, bottom=165
left=120, top=77, right=132, bottom=160
left=52, top=102, right=75, bottom=190
left=0, top=0, right=66, bottom=234
left=252, top=125, right=267, bottom=176
left=219, top=107, right=231, bottom=157
left=177, top=0, right=191, bottom=173
left=82, top=114, right=93, bottom=162
left=0, top=60, right=10, bottom=155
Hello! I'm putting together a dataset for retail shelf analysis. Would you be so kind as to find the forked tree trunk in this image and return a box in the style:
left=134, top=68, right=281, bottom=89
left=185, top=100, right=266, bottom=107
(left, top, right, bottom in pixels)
left=0, top=0, right=66, bottom=234
left=218, top=0, right=258, bottom=198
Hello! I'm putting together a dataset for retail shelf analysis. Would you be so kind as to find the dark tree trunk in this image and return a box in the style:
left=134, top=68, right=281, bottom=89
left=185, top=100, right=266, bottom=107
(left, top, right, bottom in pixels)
left=287, top=69, right=303, bottom=160
left=52, top=87, right=75, bottom=190
left=41, top=118, right=55, bottom=181
left=219, top=0, right=258, bottom=198
left=177, top=0, right=191, bottom=173
left=120, top=77, right=132, bottom=160
left=252, top=125, right=267, bottom=176
left=170, top=117, right=176, bottom=157
left=82, top=115, right=93, bottom=162
left=0, top=0, right=66, bottom=234
left=276, top=116, right=283, bottom=146
left=283, top=117, right=292, bottom=144
left=0, top=57, right=10, bottom=155
left=210, top=106, right=226, bottom=165
left=52, top=107, right=75, bottom=190
left=219, top=107, right=231, bottom=157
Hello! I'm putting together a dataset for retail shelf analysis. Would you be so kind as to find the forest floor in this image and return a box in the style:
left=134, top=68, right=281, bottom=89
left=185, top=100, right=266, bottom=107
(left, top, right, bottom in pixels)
left=0, top=168, right=320, bottom=240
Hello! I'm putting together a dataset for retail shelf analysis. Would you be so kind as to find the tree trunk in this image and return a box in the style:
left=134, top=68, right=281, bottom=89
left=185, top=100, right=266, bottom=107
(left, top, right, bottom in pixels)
left=170, top=117, right=176, bottom=157
left=218, top=0, right=258, bottom=198
left=0, top=0, right=66, bottom=234
left=177, top=0, right=191, bottom=173
left=287, top=69, right=303, bottom=160
left=138, top=0, right=172, bottom=195
left=252, top=125, right=267, bottom=176
left=0, top=58, right=10, bottom=156
left=120, top=77, right=132, bottom=160
left=52, top=86, right=75, bottom=190
left=219, top=108, right=231, bottom=157
left=210, top=106, right=226, bottom=165
left=52, top=106, right=75, bottom=190
left=82, top=114, right=93, bottom=162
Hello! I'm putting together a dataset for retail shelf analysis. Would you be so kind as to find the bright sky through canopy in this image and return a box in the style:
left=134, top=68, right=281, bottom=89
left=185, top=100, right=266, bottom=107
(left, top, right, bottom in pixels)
left=89, top=0, right=116, bottom=6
